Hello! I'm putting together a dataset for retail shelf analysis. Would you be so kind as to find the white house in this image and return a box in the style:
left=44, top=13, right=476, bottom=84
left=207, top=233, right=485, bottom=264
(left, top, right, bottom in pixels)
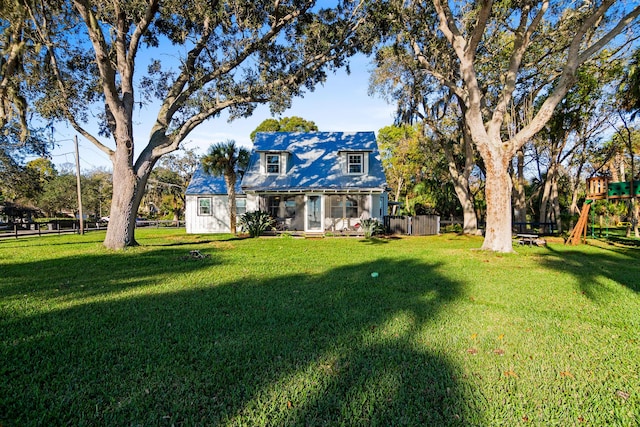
left=184, top=172, right=246, bottom=234
left=185, top=131, right=389, bottom=234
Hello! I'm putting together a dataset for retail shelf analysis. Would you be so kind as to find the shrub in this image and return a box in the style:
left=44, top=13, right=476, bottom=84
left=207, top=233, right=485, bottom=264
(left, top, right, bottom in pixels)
left=359, top=218, right=385, bottom=238
left=443, top=223, right=463, bottom=234
left=238, top=210, right=275, bottom=237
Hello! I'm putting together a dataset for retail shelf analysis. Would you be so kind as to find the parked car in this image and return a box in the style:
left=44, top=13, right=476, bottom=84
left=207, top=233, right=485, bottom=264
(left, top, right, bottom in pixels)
left=98, top=216, right=151, bottom=227
left=136, top=217, right=149, bottom=227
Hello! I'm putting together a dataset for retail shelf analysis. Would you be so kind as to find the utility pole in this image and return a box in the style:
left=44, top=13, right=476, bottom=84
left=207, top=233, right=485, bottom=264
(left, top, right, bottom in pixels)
left=74, top=135, right=84, bottom=235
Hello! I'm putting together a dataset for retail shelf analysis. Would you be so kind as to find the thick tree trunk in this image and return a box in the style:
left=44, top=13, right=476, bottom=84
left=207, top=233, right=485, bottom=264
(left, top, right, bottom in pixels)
left=481, top=154, right=514, bottom=252
left=451, top=179, right=478, bottom=234
left=441, top=128, right=478, bottom=234
left=512, top=148, right=526, bottom=224
left=539, top=137, right=566, bottom=234
left=539, top=172, right=558, bottom=234
left=104, top=154, right=139, bottom=249
left=550, top=178, right=562, bottom=233
left=103, top=142, right=156, bottom=249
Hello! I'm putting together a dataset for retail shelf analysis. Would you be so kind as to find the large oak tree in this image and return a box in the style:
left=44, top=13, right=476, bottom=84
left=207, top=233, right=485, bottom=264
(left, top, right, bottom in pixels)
left=383, top=0, right=640, bottom=252
left=10, top=0, right=374, bottom=248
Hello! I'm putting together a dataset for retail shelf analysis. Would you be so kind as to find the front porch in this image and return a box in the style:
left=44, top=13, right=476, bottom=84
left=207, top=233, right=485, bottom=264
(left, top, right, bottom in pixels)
left=251, top=192, right=384, bottom=235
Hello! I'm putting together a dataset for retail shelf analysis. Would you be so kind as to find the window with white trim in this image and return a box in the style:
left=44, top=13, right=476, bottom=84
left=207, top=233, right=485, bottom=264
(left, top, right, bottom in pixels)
left=236, top=198, right=247, bottom=216
left=266, top=154, right=280, bottom=174
left=329, top=195, right=360, bottom=218
left=198, top=197, right=212, bottom=215
left=347, top=153, right=363, bottom=174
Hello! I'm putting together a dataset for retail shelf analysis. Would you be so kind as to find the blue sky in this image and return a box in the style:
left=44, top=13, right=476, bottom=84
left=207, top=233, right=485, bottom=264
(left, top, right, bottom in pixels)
left=48, top=53, right=396, bottom=172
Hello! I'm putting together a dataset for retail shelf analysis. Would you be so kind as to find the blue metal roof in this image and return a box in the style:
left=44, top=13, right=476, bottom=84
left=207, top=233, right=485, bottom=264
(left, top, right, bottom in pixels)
left=185, top=167, right=244, bottom=195
left=241, top=132, right=387, bottom=192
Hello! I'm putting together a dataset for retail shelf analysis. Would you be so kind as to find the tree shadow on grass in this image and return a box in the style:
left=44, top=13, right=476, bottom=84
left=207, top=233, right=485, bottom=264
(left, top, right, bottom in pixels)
left=0, top=246, right=223, bottom=301
left=540, top=245, right=640, bottom=299
left=601, top=235, right=640, bottom=248
left=0, top=254, right=485, bottom=425
left=0, top=232, right=107, bottom=248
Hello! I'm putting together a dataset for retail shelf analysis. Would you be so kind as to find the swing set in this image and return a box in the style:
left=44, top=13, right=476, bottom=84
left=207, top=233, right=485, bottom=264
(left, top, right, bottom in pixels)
left=566, top=177, right=640, bottom=245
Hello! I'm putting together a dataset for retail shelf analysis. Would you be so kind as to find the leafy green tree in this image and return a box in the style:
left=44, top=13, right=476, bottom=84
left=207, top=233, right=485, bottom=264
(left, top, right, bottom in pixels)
left=533, top=61, right=621, bottom=233
left=250, top=116, right=319, bottom=141
left=616, top=47, right=640, bottom=236
left=144, top=149, right=199, bottom=223
left=38, top=173, right=77, bottom=217
left=371, top=47, right=480, bottom=233
left=377, top=124, right=427, bottom=214
left=201, top=140, right=250, bottom=234
left=83, top=169, right=112, bottom=220
left=1, top=0, right=60, bottom=169
left=7, top=0, right=375, bottom=249
left=26, top=158, right=57, bottom=183
left=0, top=155, right=56, bottom=204
left=0, top=0, right=35, bottom=139
left=380, top=0, right=640, bottom=252
left=145, top=167, right=184, bottom=221
left=618, top=48, right=640, bottom=119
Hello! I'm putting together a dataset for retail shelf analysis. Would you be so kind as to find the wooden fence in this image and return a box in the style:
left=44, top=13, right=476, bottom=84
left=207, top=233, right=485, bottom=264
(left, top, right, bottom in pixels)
left=384, top=215, right=440, bottom=236
left=0, top=220, right=185, bottom=240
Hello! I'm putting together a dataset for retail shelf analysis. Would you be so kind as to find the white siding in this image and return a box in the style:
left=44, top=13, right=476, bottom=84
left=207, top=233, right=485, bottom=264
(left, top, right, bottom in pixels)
left=185, top=195, right=231, bottom=233
left=371, top=192, right=388, bottom=219
left=246, top=194, right=259, bottom=212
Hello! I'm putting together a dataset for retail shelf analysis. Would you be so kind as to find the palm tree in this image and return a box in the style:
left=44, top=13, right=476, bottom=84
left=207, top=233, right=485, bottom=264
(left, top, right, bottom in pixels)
left=201, top=140, right=250, bottom=234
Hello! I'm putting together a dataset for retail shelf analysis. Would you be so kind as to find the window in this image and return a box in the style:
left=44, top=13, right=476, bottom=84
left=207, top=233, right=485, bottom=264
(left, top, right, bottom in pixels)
left=267, top=195, right=281, bottom=218
left=347, top=153, right=363, bottom=174
left=329, top=195, right=360, bottom=218
left=284, top=198, right=296, bottom=217
left=330, top=195, right=344, bottom=218
left=266, top=154, right=280, bottom=174
left=266, top=195, right=296, bottom=218
left=345, top=196, right=359, bottom=218
left=198, top=197, right=212, bottom=215
left=236, top=198, right=247, bottom=216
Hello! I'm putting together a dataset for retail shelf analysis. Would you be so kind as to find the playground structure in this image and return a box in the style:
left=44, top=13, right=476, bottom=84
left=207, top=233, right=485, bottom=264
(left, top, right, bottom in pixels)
left=566, top=177, right=639, bottom=245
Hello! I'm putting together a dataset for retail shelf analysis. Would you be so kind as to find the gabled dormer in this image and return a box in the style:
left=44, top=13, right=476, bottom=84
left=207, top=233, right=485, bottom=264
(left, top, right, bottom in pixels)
left=338, top=149, right=371, bottom=176
left=257, top=150, right=290, bottom=176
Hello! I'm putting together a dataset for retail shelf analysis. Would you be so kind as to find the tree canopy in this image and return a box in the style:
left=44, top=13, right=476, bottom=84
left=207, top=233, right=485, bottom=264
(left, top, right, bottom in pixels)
left=250, top=116, right=319, bottom=141
left=375, top=0, right=640, bottom=251
left=0, top=0, right=376, bottom=248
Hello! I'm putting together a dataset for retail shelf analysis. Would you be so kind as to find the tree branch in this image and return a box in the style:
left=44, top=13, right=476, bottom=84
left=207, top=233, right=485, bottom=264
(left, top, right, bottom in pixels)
left=466, top=0, right=494, bottom=60
left=577, top=4, right=640, bottom=65
left=488, top=1, right=548, bottom=140
left=24, top=0, right=113, bottom=158
left=513, top=2, right=640, bottom=152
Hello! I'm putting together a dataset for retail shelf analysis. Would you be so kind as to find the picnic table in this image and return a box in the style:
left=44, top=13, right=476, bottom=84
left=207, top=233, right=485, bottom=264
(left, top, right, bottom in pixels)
left=516, top=233, right=539, bottom=246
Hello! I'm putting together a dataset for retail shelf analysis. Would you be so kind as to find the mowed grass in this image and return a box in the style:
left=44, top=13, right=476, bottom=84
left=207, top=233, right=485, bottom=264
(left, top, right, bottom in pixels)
left=1, top=230, right=639, bottom=426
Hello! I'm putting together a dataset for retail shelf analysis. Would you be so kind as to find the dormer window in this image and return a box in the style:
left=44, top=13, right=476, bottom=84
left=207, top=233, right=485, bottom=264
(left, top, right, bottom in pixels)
left=266, top=154, right=280, bottom=174
left=347, top=153, right=363, bottom=174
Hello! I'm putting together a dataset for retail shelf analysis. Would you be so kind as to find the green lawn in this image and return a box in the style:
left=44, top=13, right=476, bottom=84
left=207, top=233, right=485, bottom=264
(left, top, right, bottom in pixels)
left=1, top=230, right=639, bottom=426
